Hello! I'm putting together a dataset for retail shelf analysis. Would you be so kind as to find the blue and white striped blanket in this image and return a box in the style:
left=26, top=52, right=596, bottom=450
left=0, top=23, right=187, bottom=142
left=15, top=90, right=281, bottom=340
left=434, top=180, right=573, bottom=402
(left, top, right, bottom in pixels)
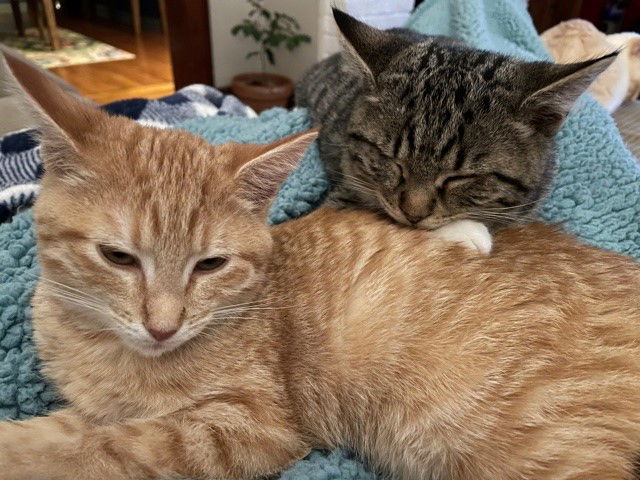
left=0, top=84, right=255, bottom=223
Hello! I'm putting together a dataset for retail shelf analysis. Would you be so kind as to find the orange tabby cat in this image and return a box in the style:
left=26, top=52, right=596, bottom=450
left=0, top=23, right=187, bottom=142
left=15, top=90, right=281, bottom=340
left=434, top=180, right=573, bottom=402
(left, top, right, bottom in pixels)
left=2, top=52, right=640, bottom=480
left=542, top=19, right=640, bottom=113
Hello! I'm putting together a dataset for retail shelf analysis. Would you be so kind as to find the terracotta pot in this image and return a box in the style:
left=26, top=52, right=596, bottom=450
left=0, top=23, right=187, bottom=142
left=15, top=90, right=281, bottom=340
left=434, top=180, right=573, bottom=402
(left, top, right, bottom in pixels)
left=231, top=72, right=294, bottom=113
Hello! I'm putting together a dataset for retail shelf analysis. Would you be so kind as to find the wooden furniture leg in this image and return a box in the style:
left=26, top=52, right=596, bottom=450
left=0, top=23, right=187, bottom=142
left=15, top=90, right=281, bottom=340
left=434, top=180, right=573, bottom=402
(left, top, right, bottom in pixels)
left=130, top=0, right=142, bottom=35
left=41, top=0, right=61, bottom=50
left=26, top=0, right=44, bottom=39
left=165, top=0, right=213, bottom=89
left=10, top=0, right=25, bottom=36
left=158, top=0, right=168, bottom=34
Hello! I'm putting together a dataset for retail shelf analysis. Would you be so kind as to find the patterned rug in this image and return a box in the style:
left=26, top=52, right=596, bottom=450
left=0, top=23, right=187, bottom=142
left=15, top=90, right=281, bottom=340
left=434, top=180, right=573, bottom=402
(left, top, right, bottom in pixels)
left=0, top=27, right=134, bottom=68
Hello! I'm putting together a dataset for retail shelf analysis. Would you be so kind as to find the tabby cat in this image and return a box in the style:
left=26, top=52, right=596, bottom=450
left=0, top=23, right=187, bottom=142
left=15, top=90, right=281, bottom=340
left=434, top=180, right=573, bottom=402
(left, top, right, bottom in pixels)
left=2, top=51, right=640, bottom=480
left=296, top=9, right=616, bottom=232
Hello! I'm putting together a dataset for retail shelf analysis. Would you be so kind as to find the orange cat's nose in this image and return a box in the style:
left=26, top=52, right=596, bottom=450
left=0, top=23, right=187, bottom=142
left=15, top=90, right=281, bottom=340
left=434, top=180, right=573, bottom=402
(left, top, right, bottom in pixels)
left=146, top=327, right=178, bottom=342
left=144, top=292, right=184, bottom=342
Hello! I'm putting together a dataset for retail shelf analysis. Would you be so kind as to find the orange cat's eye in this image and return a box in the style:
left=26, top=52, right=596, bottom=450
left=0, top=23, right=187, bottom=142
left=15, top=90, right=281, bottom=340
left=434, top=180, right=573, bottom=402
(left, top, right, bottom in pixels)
left=98, top=245, right=138, bottom=267
left=194, top=257, right=227, bottom=273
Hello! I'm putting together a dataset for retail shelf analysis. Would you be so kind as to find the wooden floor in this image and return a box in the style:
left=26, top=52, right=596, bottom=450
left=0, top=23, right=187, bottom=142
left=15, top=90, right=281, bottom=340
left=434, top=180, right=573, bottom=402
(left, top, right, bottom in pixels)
left=50, top=18, right=174, bottom=104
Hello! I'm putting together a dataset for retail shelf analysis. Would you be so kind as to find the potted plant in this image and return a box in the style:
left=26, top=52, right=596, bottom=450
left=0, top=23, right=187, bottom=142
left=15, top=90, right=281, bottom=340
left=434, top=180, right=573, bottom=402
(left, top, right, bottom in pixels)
left=230, top=0, right=311, bottom=112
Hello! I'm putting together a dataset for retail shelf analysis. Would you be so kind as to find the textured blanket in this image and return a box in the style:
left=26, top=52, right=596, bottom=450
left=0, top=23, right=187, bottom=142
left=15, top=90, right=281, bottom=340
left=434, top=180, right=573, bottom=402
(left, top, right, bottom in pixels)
left=1, top=0, right=640, bottom=479
left=0, top=84, right=254, bottom=223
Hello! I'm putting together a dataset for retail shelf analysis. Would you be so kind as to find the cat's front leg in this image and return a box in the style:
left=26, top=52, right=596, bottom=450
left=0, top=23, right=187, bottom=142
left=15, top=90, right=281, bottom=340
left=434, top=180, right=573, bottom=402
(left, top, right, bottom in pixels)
left=0, top=409, right=88, bottom=480
left=431, top=220, right=493, bottom=255
left=0, top=402, right=308, bottom=480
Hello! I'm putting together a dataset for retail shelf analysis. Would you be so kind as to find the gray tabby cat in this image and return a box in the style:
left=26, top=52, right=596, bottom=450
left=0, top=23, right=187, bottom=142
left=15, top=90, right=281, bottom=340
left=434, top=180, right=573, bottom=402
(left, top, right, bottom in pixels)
left=296, top=9, right=616, bottom=234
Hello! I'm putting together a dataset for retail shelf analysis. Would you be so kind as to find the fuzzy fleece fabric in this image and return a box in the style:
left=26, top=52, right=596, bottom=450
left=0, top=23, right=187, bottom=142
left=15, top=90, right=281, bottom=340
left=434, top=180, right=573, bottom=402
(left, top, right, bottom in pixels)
left=0, top=0, right=639, bottom=479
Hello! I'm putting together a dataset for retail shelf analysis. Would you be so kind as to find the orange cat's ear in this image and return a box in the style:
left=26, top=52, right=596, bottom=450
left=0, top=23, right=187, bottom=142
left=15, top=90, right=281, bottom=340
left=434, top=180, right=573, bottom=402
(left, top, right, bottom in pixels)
left=234, top=130, right=318, bottom=213
left=1, top=49, right=105, bottom=182
left=631, top=37, right=640, bottom=57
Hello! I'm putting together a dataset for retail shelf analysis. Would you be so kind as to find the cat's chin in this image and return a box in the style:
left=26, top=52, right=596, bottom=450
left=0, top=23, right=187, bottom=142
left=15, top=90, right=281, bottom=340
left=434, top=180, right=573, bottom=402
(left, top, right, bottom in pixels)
left=130, top=342, right=179, bottom=358
left=119, top=334, right=188, bottom=358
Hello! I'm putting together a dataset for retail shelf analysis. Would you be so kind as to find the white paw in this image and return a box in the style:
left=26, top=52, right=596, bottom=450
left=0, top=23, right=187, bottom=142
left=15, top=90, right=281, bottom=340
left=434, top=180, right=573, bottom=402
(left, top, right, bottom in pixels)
left=431, top=220, right=493, bottom=255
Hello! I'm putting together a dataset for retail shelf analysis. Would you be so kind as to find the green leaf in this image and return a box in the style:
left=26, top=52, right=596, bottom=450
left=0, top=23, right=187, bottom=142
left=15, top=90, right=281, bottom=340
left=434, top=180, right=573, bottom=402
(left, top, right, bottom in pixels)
left=278, top=13, right=299, bottom=29
left=263, top=32, right=275, bottom=46
left=240, top=21, right=261, bottom=41
left=296, top=34, right=311, bottom=44
left=235, top=0, right=309, bottom=53
left=268, top=32, right=287, bottom=47
left=265, top=48, right=275, bottom=65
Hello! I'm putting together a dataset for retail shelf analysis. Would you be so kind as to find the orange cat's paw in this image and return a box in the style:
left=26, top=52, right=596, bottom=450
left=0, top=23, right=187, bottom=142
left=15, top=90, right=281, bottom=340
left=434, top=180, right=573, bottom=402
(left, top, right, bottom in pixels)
left=432, top=220, right=493, bottom=255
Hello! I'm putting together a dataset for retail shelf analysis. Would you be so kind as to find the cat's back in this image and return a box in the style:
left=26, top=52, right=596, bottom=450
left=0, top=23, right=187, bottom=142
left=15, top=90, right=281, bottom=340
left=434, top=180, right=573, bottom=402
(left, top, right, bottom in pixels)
left=271, top=208, right=640, bottom=333
left=274, top=207, right=639, bottom=288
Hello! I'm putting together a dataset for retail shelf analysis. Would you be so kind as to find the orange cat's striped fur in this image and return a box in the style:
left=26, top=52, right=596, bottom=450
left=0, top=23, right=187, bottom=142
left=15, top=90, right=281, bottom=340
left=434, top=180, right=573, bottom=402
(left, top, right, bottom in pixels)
left=2, top=52, right=640, bottom=480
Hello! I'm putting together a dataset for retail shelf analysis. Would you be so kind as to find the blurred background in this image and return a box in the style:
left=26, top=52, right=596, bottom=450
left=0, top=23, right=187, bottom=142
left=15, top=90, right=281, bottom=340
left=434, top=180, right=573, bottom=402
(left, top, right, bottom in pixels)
left=0, top=0, right=637, bottom=103
left=0, top=0, right=637, bottom=149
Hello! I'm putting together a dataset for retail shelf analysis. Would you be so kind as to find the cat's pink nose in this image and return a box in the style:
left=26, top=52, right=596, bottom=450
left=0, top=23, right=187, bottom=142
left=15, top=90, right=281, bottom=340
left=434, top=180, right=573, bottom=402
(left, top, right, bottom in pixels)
left=146, top=327, right=178, bottom=342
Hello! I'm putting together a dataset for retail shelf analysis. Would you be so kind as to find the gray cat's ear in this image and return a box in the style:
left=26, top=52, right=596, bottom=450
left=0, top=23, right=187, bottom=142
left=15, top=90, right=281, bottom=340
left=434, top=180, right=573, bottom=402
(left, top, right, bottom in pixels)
left=234, top=130, right=318, bottom=214
left=520, top=52, right=618, bottom=136
left=332, top=8, right=412, bottom=82
left=0, top=48, right=105, bottom=182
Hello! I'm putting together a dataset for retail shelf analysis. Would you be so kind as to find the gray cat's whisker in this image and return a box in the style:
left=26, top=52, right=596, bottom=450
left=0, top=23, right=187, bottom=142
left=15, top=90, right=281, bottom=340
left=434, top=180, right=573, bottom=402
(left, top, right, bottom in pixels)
left=481, top=200, right=539, bottom=211
left=466, top=213, right=519, bottom=225
left=335, top=180, right=378, bottom=195
left=330, top=178, right=379, bottom=195
left=470, top=211, right=525, bottom=220
left=327, top=169, right=378, bottom=189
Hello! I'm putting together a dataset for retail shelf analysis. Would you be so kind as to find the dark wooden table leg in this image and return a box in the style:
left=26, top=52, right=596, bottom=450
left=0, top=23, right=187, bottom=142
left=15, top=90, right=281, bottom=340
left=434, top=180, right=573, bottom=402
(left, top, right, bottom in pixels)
left=27, top=0, right=45, bottom=40
left=41, top=0, right=61, bottom=50
left=10, top=0, right=25, bottom=36
left=158, top=0, right=168, bottom=34
left=164, top=0, right=214, bottom=89
left=130, top=0, right=142, bottom=36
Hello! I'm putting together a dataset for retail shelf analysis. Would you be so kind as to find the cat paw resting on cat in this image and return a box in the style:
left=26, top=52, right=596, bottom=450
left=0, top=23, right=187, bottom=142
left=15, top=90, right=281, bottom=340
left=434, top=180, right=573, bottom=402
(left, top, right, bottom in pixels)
left=2, top=50, right=640, bottom=480
left=431, top=220, right=492, bottom=255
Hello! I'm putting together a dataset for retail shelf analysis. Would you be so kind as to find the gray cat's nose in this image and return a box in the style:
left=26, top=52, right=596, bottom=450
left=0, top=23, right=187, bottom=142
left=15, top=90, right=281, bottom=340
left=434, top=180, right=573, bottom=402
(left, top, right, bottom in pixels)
left=401, top=209, right=423, bottom=225
left=146, top=327, right=178, bottom=342
left=399, top=190, right=428, bottom=224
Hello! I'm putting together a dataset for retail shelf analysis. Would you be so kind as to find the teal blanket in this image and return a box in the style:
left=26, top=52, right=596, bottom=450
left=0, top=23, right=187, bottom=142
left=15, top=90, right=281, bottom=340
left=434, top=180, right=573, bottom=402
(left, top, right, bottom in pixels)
left=1, top=1, right=639, bottom=479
